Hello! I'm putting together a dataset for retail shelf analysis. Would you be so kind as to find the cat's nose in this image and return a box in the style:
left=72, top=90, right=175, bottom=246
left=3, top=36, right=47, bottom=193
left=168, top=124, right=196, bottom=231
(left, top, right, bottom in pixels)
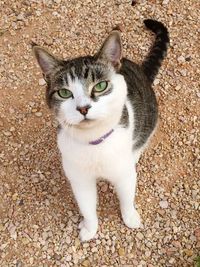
left=76, top=105, right=91, bottom=115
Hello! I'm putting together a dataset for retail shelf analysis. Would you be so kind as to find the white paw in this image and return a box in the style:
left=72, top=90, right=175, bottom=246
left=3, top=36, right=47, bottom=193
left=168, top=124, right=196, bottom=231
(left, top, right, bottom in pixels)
left=122, top=209, right=141, bottom=229
left=78, top=219, right=98, bottom=242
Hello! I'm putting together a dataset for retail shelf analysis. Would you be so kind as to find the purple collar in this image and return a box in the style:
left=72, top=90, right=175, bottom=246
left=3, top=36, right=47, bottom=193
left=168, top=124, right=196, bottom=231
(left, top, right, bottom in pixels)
left=89, top=129, right=114, bottom=145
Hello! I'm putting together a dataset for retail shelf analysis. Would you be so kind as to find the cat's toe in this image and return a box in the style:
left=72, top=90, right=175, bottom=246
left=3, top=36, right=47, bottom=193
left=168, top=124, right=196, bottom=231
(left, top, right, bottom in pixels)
left=78, top=220, right=98, bottom=242
left=79, top=226, right=97, bottom=242
left=123, top=209, right=141, bottom=229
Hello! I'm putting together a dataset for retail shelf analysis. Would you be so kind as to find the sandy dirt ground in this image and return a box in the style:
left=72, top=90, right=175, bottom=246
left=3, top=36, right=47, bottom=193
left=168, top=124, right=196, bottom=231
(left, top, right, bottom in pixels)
left=0, top=0, right=199, bottom=266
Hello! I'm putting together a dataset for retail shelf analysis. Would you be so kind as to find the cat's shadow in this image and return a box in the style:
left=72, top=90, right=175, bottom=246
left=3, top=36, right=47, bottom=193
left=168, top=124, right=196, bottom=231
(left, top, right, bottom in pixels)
left=97, top=181, right=120, bottom=218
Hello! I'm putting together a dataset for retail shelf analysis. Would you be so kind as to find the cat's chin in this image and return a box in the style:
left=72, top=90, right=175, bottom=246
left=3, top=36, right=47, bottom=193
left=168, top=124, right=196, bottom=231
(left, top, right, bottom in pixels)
left=75, top=118, right=97, bottom=129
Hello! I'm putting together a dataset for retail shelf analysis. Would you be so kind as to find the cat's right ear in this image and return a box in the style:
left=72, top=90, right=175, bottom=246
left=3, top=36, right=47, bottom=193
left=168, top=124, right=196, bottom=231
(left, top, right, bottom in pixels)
left=32, top=45, right=61, bottom=75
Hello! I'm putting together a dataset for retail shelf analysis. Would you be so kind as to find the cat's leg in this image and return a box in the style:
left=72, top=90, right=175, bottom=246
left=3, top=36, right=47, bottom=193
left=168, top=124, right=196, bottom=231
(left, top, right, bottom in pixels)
left=69, top=176, right=98, bottom=241
left=113, top=166, right=141, bottom=228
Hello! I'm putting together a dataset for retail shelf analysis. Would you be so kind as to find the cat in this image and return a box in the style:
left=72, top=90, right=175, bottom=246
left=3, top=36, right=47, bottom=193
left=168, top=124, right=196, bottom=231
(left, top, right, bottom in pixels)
left=33, top=19, right=169, bottom=241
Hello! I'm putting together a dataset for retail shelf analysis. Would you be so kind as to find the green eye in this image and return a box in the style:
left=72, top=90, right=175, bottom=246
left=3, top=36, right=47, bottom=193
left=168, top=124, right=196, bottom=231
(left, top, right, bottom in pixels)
left=93, top=81, right=108, bottom=93
left=57, top=89, right=73, bottom=99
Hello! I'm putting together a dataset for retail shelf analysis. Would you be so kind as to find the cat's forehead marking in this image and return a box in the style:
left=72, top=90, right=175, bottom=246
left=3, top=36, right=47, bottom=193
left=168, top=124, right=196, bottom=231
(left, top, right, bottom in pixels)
left=67, top=75, right=82, bottom=92
left=68, top=66, right=76, bottom=81
left=66, top=57, right=109, bottom=82
left=83, top=67, right=89, bottom=80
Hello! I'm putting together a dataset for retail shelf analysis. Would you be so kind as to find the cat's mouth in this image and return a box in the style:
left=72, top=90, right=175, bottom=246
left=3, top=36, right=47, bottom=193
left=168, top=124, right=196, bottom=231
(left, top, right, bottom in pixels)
left=76, top=117, right=96, bottom=129
left=82, top=117, right=92, bottom=122
left=80, top=117, right=95, bottom=124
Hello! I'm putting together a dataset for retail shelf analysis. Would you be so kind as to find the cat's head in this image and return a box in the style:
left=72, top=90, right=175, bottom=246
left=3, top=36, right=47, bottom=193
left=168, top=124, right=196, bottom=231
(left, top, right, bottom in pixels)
left=33, top=30, right=127, bottom=131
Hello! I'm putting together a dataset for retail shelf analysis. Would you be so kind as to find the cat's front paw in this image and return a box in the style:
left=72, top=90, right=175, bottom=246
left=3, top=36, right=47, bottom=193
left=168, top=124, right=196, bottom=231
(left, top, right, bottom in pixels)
left=78, top=219, right=98, bottom=242
left=122, top=208, right=141, bottom=229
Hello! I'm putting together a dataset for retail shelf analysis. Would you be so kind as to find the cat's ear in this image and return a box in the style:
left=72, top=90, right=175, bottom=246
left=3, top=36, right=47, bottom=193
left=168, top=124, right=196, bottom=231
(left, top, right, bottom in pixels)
left=33, top=45, right=61, bottom=75
left=97, top=31, right=122, bottom=69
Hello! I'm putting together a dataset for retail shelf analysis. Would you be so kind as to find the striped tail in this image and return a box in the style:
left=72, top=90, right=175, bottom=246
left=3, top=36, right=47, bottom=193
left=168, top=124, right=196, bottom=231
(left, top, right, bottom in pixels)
left=142, top=19, right=169, bottom=84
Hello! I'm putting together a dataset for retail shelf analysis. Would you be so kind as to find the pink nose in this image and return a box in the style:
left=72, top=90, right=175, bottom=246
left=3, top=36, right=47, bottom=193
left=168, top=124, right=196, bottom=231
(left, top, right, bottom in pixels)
left=76, top=105, right=91, bottom=115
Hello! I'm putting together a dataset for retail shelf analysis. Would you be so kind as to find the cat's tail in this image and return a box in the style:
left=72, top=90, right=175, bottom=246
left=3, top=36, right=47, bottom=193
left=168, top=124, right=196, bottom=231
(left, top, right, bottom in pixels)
left=142, top=19, right=169, bottom=84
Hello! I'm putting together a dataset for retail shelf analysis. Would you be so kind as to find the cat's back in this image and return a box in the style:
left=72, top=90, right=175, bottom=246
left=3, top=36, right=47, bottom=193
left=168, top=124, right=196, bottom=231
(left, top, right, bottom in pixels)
left=120, top=58, right=152, bottom=94
left=120, top=58, right=158, bottom=149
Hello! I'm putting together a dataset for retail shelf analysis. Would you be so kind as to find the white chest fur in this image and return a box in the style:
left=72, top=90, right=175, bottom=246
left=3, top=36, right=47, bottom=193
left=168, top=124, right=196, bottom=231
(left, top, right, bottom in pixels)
left=57, top=124, right=137, bottom=182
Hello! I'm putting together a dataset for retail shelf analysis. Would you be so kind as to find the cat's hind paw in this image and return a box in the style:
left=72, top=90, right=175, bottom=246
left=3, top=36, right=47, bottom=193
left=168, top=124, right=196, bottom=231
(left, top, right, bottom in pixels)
left=122, top=209, right=141, bottom=229
left=78, top=219, right=98, bottom=242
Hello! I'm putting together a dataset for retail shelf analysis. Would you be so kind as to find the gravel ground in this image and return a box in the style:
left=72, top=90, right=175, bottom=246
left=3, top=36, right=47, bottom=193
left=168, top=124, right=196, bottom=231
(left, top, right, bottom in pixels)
left=0, top=0, right=199, bottom=266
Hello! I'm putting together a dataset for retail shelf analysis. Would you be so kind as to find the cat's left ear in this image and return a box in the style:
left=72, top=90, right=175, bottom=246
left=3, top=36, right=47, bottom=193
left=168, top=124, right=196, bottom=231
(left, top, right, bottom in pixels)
left=97, top=30, right=122, bottom=69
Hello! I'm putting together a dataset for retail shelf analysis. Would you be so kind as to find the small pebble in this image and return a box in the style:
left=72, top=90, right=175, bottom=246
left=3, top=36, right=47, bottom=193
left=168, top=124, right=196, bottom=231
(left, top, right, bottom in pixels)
left=185, top=249, right=193, bottom=256
left=3, top=131, right=12, bottom=136
left=162, top=0, right=169, bottom=4
left=159, top=200, right=169, bottom=209
left=35, top=112, right=43, bottom=117
left=136, top=232, right=144, bottom=240
left=82, top=259, right=91, bottom=267
left=175, top=85, right=181, bottom=91
left=17, top=14, right=25, bottom=21
left=101, top=183, right=108, bottom=192
left=177, top=55, right=185, bottom=63
left=38, top=78, right=46, bottom=86
left=118, top=247, right=125, bottom=256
